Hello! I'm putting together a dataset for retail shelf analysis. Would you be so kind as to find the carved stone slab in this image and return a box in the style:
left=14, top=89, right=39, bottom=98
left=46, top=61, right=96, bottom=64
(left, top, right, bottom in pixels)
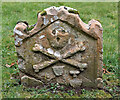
left=14, top=6, right=103, bottom=88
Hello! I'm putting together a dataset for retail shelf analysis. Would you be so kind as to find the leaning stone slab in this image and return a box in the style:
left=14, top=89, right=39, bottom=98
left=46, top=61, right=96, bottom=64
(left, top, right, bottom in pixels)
left=14, top=6, right=103, bottom=88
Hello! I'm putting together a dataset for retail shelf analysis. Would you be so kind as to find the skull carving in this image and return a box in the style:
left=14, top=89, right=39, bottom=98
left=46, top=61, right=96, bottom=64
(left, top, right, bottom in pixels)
left=46, top=27, right=70, bottom=49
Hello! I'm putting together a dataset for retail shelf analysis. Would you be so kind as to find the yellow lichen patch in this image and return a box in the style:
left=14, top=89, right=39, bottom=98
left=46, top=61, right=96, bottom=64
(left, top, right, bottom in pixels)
left=39, top=10, right=47, bottom=16
left=68, top=9, right=79, bottom=15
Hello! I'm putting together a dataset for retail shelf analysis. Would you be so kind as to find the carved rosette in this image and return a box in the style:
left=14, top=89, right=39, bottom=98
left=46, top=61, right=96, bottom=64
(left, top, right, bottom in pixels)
left=14, top=6, right=103, bottom=88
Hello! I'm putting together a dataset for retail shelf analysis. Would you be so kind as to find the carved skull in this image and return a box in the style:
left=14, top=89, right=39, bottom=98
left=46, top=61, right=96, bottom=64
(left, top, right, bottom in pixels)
left=46, top=27, right=70, bottom=49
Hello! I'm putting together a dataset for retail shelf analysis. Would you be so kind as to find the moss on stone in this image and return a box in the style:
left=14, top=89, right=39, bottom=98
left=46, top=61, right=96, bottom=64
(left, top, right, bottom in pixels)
left=68, top=9, right=79, bottom=15
left=40, top=10, right=47, bottom=16
left=27, top=26, right=34, bottom=31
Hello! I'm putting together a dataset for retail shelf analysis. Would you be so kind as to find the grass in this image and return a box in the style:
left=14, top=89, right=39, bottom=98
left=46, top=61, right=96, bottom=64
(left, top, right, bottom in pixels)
left=1, top=2, right=119, bottom=98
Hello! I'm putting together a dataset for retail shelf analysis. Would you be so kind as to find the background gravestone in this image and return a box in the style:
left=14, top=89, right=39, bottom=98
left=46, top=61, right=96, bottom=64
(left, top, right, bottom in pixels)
left=14, top=6, right=103, bottom=88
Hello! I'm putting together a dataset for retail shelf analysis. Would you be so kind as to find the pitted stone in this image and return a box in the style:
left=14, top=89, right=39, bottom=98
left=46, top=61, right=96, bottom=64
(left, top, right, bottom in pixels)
left=70, top=78, right=82, bottom=88
left=21, top=75, right=43, bottom=87
left=52, top=66, right=64, bottom=76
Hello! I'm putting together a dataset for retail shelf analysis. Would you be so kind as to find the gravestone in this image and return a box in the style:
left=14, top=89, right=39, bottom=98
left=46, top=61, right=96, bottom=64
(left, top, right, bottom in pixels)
left=14, top=6, right=103, bottom=88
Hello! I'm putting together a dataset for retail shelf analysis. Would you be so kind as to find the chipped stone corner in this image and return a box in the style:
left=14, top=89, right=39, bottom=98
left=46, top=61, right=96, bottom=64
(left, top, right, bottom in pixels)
left=13, top=21, right=28, bottom=47
left=21, top=75, right=43, bottom=87
left=13, top=20, right=37, bottom=47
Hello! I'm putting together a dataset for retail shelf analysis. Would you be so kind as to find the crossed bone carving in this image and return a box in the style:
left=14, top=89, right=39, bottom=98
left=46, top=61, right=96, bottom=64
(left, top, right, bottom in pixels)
left=32, top=41, right=87, bottom=72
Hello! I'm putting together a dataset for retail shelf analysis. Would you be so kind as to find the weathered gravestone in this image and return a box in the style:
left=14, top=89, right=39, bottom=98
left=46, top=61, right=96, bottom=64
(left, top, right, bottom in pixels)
left=14, top=6, right=103, bottom=88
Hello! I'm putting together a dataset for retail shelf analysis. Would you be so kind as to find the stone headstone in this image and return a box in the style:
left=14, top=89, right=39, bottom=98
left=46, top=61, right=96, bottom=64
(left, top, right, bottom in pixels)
left=14, top=6, right=103, bottom=88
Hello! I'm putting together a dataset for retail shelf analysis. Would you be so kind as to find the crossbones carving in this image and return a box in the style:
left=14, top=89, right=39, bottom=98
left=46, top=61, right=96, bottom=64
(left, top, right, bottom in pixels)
left=32, top=41, right=87, bottom=73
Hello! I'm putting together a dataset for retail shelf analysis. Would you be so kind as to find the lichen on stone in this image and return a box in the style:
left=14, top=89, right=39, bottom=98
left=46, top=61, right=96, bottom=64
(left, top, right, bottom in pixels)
left=68, top=9, right=79, bottom=15
left=14, top=35, right=23, bottom=46
left=39, top=35, right=45, bottom=39
left=27, top=25, right=34, bottom=31
left=13, top=28, right=24, bottom=36
left=43, top=17, right=49, bottom=25
left=39, top=10, right=47, bottom=16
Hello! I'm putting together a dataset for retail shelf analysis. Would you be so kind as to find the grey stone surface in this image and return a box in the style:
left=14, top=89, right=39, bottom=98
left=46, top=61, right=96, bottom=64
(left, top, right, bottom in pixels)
left=52, top=66, right=64, bottom=76
left=21, top=75, right=43, bottom=87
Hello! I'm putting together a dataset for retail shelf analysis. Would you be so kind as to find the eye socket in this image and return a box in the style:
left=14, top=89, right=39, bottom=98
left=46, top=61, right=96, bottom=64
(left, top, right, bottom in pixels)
left=24, top=29, right=27, bottom=33
left=61, top=30, right=65, bottom=34
left=52, top=30, right=56, bottom=35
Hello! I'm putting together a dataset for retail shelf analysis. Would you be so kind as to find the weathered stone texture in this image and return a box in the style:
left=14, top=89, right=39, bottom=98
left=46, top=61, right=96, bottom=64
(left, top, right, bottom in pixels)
left=14, top=6, right=103, bottom=88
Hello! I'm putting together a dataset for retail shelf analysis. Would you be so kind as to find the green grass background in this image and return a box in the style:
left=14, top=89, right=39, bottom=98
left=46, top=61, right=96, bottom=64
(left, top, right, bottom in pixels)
left=2, top=2, right=119, bottom=98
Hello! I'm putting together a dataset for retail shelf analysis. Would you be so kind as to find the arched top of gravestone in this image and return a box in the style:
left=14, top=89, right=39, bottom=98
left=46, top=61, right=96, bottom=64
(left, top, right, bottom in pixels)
left=14, top=6, right=103, bottom=47
left=28, top=6, right=103, bottom=40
